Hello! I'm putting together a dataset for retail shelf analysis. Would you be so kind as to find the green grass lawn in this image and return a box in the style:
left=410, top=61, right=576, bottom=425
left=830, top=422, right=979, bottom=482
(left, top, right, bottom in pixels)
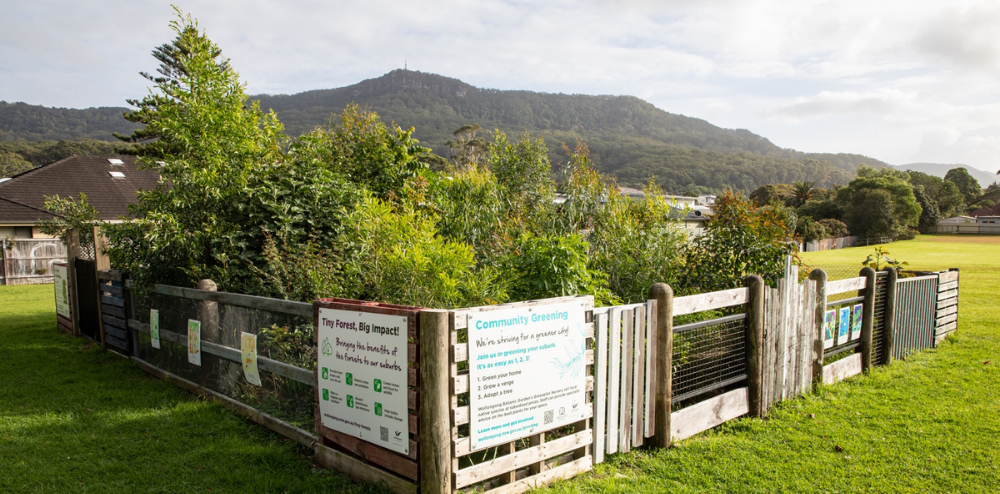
left=2, top=234, right=997, bottom=493
left=0, top=284, right=385, bottom=494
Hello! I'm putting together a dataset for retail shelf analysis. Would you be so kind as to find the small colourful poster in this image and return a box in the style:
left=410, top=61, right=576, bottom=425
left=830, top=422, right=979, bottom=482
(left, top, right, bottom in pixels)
left=188, top=319, right=201, bottom=366
left=839, top=307, right=850, bottom=340
left=851, top=304, right=863, bottom=340
left=150, top=309, right=160, bottom=349
left=241, top=332, right=261, bottom=386
left=824, top=310, right=836, bottom=348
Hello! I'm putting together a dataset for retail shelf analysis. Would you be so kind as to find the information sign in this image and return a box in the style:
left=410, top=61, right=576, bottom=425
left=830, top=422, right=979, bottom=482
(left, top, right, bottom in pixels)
left=317, top=308, right=410, bottom=455
left=188, top=319, right=201, bottom=366
left=53, top=263, right=71, bottom=319
left=150, top=309, right=160, bottom=349
left=468, top=299, right=588, bottom=452
left=241, top=332, right=261, bottom=386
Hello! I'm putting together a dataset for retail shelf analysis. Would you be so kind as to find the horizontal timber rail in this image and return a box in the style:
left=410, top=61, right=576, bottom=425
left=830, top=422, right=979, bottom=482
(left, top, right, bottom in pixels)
left=127, top=319, right=316, bottom=386
left=827, top=295, right=865, bottom=307
left=151, top=284, right=313, bottom=318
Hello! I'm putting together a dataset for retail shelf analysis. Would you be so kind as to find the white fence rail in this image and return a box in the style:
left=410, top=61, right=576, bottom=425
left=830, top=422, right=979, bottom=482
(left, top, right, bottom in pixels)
left=2, top=238, right=67, bottom=285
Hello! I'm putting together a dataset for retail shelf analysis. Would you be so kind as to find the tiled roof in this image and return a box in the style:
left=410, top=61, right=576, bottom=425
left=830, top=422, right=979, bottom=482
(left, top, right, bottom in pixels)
left=0, top=155, right=160, bottom=222
left=970, top=206, right=993, bottom=218
left=0, top=196, right=57, bottom=223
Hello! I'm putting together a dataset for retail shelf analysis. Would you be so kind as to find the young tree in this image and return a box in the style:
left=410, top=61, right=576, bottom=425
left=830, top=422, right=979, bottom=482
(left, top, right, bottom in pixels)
left=105, top=9, right=295, bottom=293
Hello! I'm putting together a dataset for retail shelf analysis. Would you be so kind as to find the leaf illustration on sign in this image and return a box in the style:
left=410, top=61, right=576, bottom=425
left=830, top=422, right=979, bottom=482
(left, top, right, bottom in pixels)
left=321, top=337, right=333, bottom=356
left=550, top=332, right=584, bottom=379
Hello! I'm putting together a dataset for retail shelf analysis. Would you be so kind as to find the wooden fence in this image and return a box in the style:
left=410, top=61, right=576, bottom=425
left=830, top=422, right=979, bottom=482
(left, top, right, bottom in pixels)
left=1, top=237, right=66, bottom=285
left=56, top=233, right=961, bottom=494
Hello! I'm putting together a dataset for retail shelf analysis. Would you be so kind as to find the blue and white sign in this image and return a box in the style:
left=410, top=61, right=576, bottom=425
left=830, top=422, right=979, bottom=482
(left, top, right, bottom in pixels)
left=468, top=298, right=589, bottom=452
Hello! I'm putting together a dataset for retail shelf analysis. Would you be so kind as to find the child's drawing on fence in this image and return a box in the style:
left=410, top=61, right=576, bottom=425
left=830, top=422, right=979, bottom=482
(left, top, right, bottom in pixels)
left=838, top=307, right=850, bottom=341
left=851, top=304, right=863, bottom=340
left=241, top=332, right=261, bottom=386
left=825, top=310, right=835, bottom=349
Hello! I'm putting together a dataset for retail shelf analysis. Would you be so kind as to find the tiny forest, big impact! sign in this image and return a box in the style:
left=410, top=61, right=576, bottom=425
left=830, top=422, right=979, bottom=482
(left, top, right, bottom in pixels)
left=317, top=308, right=410, bottom=455
left=468, top=299, right=589, bottom=452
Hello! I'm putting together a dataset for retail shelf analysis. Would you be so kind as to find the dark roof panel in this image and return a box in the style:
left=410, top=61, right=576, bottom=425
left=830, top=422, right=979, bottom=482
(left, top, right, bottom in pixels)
left=0, top=155, right=160, bottom=222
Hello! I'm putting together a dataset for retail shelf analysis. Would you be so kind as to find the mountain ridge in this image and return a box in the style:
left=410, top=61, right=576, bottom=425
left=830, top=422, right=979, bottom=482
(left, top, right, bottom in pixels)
left=2, top=69, right=895, bottom=192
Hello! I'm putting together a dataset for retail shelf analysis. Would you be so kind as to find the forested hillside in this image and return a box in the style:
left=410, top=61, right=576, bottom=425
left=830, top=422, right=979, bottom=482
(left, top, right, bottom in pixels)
left=0, top=70, right=891, bottom=191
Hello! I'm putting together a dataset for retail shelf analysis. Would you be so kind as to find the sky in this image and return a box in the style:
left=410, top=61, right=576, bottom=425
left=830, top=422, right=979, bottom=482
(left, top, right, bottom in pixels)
left=2, top=0, right=1000, bottom=174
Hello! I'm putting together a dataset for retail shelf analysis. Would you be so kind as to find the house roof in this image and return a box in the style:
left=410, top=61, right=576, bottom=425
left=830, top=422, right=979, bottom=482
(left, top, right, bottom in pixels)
left=0, top=196, right=58, bottom=223
left=970, top=206, right=994, bottom=217
left=0, top=155, right=159, bottom=223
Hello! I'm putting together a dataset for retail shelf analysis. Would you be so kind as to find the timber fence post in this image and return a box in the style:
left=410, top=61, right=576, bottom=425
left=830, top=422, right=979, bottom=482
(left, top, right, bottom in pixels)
left=882, top=269, right=897, bottom=365
left=196, top=279, right=220, bottom=385
left=93, top=226, right=109, bottom=350
left=859, top=267, right=877, bottom=373
left=67, top=229, right=81, bottom=337
left=744, top=275, right=765, bottom=418
left=648, top=283, right=673, bottom=449
left=809, top=269, right=827, bottom=388
left=419, top=309, right=452, bottom=494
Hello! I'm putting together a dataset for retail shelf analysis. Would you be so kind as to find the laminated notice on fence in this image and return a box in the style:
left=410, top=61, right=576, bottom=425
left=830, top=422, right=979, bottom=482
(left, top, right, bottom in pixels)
left=468, top=299, right=588, bottom=452
left=824, top=310, right=835, bottom=349
left=851, top=304, right=863, bottom=341
left=241, top=332, right=261, bottom=386
left=150, top=309, right=160, bottom=349
left=53, top=263, right=71, bottom=319
left=188, top=319, right=201, bottom=366
left=838, top=307, right=850, bottom=342
left=316, top=309, right=409, bottom=455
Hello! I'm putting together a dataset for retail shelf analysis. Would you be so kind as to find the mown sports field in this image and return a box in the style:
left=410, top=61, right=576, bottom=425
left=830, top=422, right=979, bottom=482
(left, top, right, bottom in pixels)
left=1, top=235, right=997, bottom=493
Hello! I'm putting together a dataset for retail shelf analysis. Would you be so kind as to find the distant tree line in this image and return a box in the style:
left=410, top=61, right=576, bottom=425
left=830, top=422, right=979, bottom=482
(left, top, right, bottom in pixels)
left=751, top=166, right=995, bottom=242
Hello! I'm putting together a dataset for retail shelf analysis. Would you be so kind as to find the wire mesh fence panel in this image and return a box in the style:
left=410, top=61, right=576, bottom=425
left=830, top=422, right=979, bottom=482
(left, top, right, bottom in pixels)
left=671, top=315, right=747, bottom=405
left=135, top=292, right=317, bottom=431
left=872, top=272, right=887, bottom=365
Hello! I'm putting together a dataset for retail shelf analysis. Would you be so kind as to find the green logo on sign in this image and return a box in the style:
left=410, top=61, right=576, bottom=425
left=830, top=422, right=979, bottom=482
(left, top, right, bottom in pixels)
left=321, top=338, right=333, bottom=356
left=346, top=372, right=353, bottom=386
left=322, top=389, right=329, bottom=401
left=321, top=367, right=328, bottom=380
left=374, top=402, right=382, bottom=416
left=374, top=379, right=382, bottom=393
left=346, top=395, right=354, bottom=408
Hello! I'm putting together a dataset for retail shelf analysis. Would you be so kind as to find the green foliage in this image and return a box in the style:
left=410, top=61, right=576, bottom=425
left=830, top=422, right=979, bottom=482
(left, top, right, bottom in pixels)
left=292, top=105, right=429, bottom=202
left=0, top=151, right=32, bottom=178
left=681, top=190, right=795, bottom=292
left=506, top=233, right=614, bottom=305
left=0, top=101, right=140, bottom=142
left=36, top=193, right=100, bottom=246
left=944, top=167, right=982, bottom=205
left=796, top=217, right=828, bottom=242
left=339, top=194, right=505, bottom=308
left=817, top=218, right=849, bottom=238
left=836, top=166, right=921, bottom=240
left=913, top=186, right=941, bottom=234
left=749, top=183, right=789, bottom=207
left=487, top=131, right=555, bottom=227
left=796, top=198, right=843, bottom=222
left=788, top=181, right=816, bottom=207
left=908, top=170, right=964, bottom=219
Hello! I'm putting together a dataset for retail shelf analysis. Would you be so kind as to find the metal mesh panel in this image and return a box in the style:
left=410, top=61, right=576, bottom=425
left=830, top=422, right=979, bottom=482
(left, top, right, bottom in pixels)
left=135, top=292, right=317, bottom=430
left=872, top=272, right=887, bottom=365
left=671, top=316, right=747, bottom=403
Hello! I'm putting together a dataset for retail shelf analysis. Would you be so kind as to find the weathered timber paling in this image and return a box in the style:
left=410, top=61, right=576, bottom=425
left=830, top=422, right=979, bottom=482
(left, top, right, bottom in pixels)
left=744, top=275, right=765, bottom=418
left=809, top=269, right=828, bottom=387
left=420, top=310, right=451, bottom=494
left=649, top=283, right=673, bottom=449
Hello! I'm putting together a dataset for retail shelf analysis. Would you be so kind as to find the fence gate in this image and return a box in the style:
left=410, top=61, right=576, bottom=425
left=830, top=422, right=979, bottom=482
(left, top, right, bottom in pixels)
left=892, top=275, right=937, bottom=359
left=74, top=258, right=101, bottom=342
